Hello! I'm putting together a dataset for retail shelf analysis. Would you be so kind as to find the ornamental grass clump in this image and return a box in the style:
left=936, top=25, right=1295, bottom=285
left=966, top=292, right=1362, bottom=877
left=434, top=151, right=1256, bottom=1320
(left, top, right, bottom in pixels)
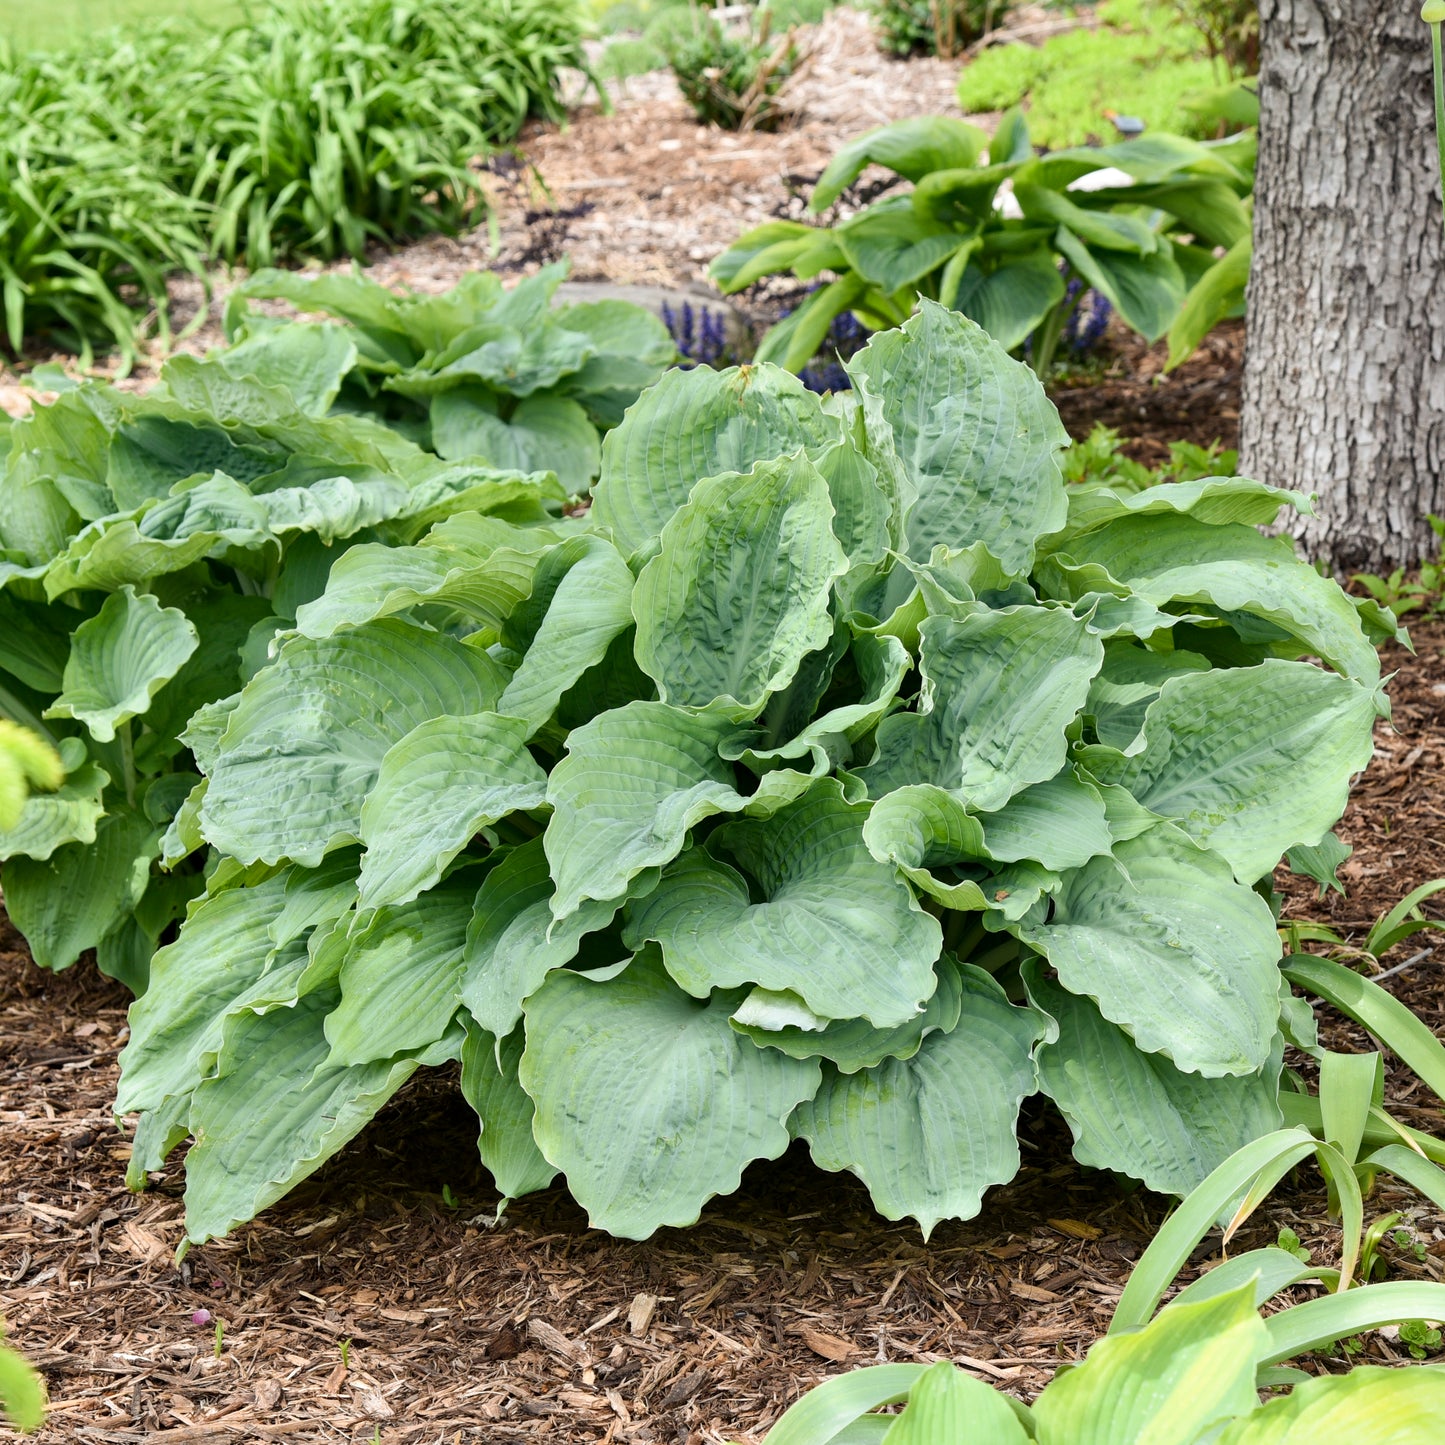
left=84, top=301, right=1401, bottom=1247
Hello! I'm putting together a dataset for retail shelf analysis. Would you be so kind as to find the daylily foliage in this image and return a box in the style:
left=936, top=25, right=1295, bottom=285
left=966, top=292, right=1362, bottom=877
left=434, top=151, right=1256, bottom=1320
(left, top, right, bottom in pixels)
left=4, top=299, right=1389, bottom=1245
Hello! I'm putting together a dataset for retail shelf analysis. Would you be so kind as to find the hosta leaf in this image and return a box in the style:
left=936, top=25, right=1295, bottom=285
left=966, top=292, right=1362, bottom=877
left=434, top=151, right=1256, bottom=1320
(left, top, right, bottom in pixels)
left=215, top=322, right=358, bottom=415
left=952, top=252, right=1069, bottom=352
left=887, top=1363, right=1031, bottom=1445
left=726, top=632, right=911, bottom=773
left=838, top=209, right=968, bottom=294
left=864, top=772, right=1113, bottom=881
left=1057, top=475, right=1310, bottom=538
left=1015, top=828, right=1280, bottom=1077
left=811, top=435, right=893, bottom=570
left=201, top=620, right=508, bottom=867
left=544, top=700, right=752, bottom=920
left=792, top=965, right=1045, bottom=1237
left=1085, top=643, right=1213, bottom=751
left=357, top=713, right=547, bottom=909
left=1047, top=515, right=1380, bottom=684
left=627, top=782, right=942, bottom=1027
left=519, top=949, right=821, bottom=1238
left=1025, top=967, right=1283, bottom=1197
left=115, top=868, right=295, bottom=1116
left=633, top=455, right=848, bottom=716
left=460, top=1021, right=558, bottom=1202
left=1211, top=1367, right=1445, bottom=1445
left=461, top=837, right=629, bottom=1040
left=295, top=511, right=554, bottom=633
left=592, top=364, right=838, bottom=558
left=430, top=391, right=601, bottom=491
left=183, top=988, right=454, bottom=1245
left=811, top=117, right=989, bottom=210
left=731, top=954, right=964, bottom=1073
left=1055, top=230, right=1187, bottom=343
left=849, top=301, right=1068, bottom=575
left=496, top=536, right=636, bottom=735
left=45, top=587, right=199, bottom=744
left=4, top=808, right=156, bottom=972
left=0, top=759, right=107, bottom=861
left=1032, top=1284, right=1266, bottom=1445
left=325, top=878, right=478, bottom=1067
left=860, top=606, right=1103, bottom=812
left=1079, top=661, right=1378, bottom=884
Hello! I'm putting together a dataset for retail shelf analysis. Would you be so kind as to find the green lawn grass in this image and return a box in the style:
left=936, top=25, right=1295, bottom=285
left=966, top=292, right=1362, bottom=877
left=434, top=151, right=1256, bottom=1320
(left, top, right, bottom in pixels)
left=1, top=0, right=241, bottom=54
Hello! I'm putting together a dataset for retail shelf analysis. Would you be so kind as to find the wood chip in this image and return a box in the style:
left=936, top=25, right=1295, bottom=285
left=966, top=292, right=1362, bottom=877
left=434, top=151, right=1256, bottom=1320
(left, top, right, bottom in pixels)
left=1048, top=1218, right=1103, bottom=1240
left=626, top=1293, right=657, bottom=1336
left=1009, top=1281, right=1060, bottom=1304
left=528, top=1317, right=589, bottom=1366
left=350, top=1383, right=394, bottom=1420
left=798, top=1327, right=859, bottom=1363
left=252, top=1380, right=283, bottom=1410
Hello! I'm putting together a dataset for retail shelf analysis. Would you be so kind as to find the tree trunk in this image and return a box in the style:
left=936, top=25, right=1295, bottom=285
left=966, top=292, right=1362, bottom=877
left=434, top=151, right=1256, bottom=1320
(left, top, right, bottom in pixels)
left=1241, top=0, right=1445, bottom=574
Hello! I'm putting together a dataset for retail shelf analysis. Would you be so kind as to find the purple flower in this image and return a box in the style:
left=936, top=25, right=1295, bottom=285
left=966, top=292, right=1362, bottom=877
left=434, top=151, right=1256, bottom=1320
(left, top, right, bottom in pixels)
left=192, top=1309, right=213, bottom=1327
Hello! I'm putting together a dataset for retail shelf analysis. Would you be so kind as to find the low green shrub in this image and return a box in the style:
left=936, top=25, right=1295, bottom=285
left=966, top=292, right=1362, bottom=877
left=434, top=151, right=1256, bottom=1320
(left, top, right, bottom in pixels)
left=0, top=0, right=592, bottom=357
left=662, top=8, right=799, bottom=131
left=871, top=0, right=1012, bottom=60
left=0, top=43, right=208, bottom=366
left=0, top=266, right=668, bottom=993
left=711, top=111, right=1255, bottom=371
left=1062, top=422, right=1238, bottom=490
left=91, top=302, right=1398, bottom=1248
left=957, top=0, right=1231, bottom=149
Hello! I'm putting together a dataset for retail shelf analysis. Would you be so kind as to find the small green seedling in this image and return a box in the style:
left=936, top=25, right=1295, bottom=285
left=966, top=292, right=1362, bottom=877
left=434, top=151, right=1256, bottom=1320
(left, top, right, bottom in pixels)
left=1276, top=1226, right=1310, bottom=1263
left=1426, top=1, right=1445, bottom=223
left=214, top=1319, right=224, bottom=1358
left=1400, top=1320, right=1443, bottom=1359
left=441, top=1184, right=459, bottom=1210
left=339, top=1338, right=352, bottom=1370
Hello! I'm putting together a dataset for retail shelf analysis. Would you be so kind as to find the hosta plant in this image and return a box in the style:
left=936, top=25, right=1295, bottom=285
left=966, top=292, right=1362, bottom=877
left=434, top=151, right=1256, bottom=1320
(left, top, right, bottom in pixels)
left=0, top=269, right=666, bottom=991
left=110, top=302, right=1394, bottom=1247
left=224, top=261, right=675, bottom=490
left=711, top=110, right=1255, bottom=371
left=750, top=1127, right=1445, bottom=1445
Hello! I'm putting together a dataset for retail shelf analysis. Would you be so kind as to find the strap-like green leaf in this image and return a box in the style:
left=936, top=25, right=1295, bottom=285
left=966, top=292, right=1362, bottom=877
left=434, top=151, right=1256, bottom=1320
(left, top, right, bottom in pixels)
left=543, top=700, right=752, bottom=920
left=44, top=586, right=198, bottom=743
left=881, top=1361, right=1030, bottom=1445
left=792, top=965, right=1045, bottom=1238
left=625, top=782, right=943, bottom=1028
left=1026, top=967, right=1283, bottom=1198
left=633, top=455, right=849, bottom=717
left=357, top=713, right=546, bottom=909
left=1212, top=1367, right=1445, bottom=1445
left=849, top=300, right=1069, bottom=574
left=1032, top=1283, right=1267, bottom=1445
left=519, top=950, right=821, bottom=1238
left=200, top=620, right=508, bottom=867
left=1079, top=660, right=1379, bottom=885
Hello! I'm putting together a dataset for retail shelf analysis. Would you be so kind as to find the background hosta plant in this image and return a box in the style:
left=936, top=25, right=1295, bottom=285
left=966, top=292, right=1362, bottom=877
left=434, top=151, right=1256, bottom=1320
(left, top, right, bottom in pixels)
left=109, top=301, right=1390, bottom=1246
left=711, top=109, right=1255, bottom=372
left=0, top=268, right=667, bottom=992
left=224, top=262, right=675, bottom=489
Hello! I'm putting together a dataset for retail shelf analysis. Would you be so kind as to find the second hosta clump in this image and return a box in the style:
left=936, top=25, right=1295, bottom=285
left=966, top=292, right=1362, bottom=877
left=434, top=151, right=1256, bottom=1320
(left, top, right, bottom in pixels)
left=120, top=303, right=1389, bottom=1245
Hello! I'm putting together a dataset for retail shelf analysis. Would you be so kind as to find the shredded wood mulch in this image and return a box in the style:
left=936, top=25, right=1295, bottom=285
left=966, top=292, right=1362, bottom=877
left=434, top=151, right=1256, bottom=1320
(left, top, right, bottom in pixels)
left=2, top=622, right=1442, bottom=1444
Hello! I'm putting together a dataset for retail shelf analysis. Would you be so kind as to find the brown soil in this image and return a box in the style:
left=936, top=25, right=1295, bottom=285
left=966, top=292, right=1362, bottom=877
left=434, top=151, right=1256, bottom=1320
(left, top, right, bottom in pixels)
left=2, top=621, right=1442, bottom=1444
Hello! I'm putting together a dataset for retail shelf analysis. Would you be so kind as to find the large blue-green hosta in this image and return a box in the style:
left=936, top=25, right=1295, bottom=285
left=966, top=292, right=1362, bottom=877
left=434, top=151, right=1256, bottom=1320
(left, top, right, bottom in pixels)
left=116, top=303, right=1390, bottom=1245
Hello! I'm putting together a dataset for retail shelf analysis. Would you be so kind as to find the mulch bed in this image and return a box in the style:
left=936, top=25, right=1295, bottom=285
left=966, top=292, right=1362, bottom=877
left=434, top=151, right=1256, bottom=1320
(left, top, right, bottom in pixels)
left=2, top=7, right=1444, bottom=1437
left=2, top=609, right=1442, bottom=1442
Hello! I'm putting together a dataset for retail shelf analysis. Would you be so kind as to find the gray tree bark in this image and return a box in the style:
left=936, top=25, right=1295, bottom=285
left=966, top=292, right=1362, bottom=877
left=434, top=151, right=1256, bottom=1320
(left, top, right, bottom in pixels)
left=1241, top=0, right=1445, bottom=573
